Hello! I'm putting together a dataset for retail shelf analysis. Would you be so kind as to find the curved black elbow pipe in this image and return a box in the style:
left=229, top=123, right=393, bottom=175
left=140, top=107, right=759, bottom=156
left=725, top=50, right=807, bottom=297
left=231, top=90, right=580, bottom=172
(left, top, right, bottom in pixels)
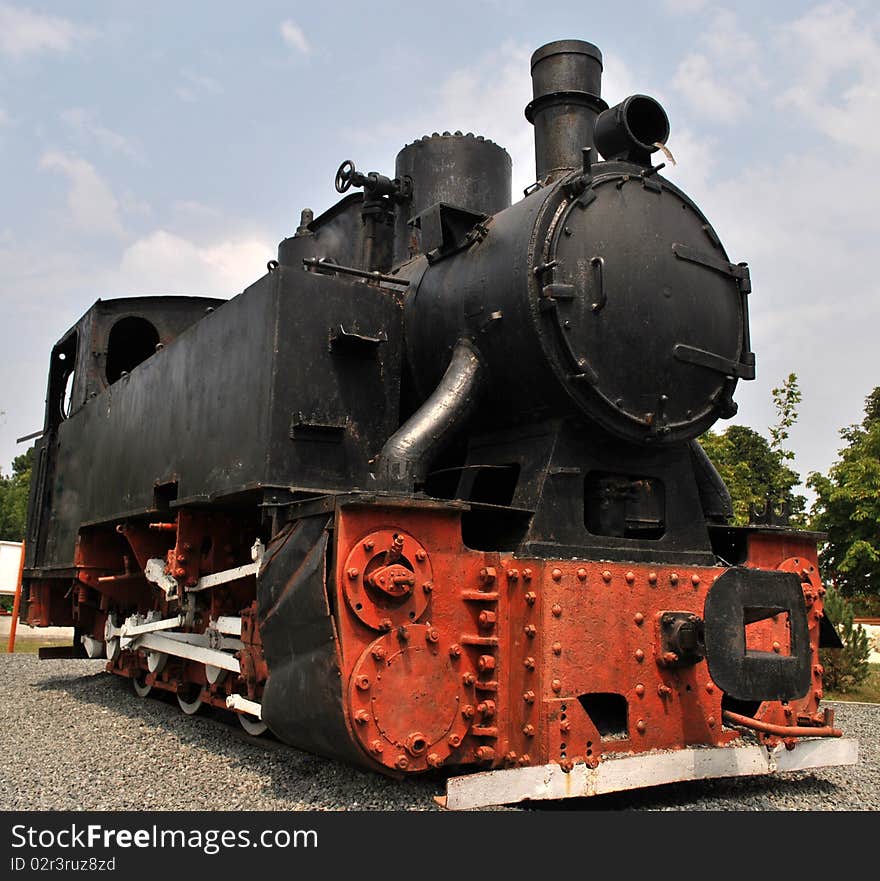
left=375, top=337, right=484, bottom=489
left=689, top=439, right=733, bottom=524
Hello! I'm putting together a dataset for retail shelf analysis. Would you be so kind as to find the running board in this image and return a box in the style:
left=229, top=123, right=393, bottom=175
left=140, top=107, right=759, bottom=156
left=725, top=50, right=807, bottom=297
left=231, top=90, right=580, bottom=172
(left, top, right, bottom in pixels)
left=438, top=739, right=859, bottom=810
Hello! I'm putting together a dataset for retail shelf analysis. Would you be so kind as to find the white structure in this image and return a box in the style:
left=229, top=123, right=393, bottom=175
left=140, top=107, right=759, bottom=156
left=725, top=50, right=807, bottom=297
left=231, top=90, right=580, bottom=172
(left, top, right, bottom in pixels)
left=0, top=540, right=23, bottom=595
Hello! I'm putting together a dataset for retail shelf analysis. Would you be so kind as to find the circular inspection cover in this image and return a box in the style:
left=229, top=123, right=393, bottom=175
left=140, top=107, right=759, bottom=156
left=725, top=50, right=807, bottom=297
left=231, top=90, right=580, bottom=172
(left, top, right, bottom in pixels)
left=348, top=625, right=473, bottom=772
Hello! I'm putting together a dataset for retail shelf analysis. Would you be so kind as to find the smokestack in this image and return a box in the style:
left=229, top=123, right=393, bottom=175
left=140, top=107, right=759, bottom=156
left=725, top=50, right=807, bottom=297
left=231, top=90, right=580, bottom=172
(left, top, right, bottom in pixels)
left=525, top=40, right=607, bottom=182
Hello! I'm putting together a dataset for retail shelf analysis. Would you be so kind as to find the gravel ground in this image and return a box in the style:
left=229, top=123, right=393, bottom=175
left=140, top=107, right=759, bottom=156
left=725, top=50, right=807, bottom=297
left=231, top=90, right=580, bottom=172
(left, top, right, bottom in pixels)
left=1, top=655, right=877, bottom=811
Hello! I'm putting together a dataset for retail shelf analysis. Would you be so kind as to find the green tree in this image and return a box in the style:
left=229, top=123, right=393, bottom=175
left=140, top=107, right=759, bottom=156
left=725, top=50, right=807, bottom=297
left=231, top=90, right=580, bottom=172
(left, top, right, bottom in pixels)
left=820, top=585, right=871, bottom=693
left=699, top=374, right=805, bottom=526
left=808, top=387, right=880, bottom=598
left=0, top=447, right=33, bottom=541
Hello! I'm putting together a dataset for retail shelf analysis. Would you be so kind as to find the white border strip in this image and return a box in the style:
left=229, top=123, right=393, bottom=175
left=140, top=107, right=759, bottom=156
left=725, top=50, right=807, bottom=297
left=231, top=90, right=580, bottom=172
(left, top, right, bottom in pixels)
left=441, top=739, right=859, bottom=810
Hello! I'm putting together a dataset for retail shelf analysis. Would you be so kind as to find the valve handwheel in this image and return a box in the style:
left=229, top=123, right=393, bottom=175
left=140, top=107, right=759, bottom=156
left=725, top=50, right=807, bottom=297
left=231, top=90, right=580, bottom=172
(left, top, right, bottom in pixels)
left=335, top=159, right=355, bottom=193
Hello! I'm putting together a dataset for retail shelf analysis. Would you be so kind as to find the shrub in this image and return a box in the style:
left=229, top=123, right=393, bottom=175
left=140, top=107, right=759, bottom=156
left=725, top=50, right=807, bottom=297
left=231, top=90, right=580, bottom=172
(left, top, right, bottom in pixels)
left=820, top=585, right=872, bottom=693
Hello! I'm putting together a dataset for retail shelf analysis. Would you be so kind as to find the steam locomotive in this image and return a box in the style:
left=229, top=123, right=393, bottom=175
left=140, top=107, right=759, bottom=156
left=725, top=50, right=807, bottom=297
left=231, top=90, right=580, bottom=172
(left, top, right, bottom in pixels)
left=22, top=39, right=856, bottom=808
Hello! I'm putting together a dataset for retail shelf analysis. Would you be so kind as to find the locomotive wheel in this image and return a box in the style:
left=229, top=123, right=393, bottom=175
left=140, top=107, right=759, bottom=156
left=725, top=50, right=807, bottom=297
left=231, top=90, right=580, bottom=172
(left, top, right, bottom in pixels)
left=205, top=664, right=226, bottom=685
left=238, top=714, right=267, bottom=736
left=176, top=684, right=203, bottom=715
left=132, top=674, right=152, bottom=698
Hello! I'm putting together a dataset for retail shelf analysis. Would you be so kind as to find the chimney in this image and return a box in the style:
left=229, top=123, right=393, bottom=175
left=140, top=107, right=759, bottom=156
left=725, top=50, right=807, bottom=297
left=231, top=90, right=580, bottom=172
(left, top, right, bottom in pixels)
left=525, top=40, right=607, bottom=182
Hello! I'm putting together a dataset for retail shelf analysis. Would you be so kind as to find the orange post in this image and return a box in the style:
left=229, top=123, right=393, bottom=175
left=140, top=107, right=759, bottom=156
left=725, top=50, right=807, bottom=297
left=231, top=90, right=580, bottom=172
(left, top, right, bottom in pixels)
left=7, top=541, right=25, bottom=653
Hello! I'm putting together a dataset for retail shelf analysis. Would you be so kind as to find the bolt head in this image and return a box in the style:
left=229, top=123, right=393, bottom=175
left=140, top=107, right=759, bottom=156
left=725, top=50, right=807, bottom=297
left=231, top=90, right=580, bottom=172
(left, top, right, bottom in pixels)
left=369, top=740, right=383, bottom=755
left=415, top=549, right=427, bottom=562
left=356, top=675, right=370, bottom=691
left=576, top=568, right=587, bottom=581
left=363, top=539, right=374, bottom=551
left=477, top=655, right=494, bottom=671
left=525, top=591, right=537, bottom=605
left=602, top=570, right=612, bottom=583
left=422, top=581, right=433, bottom=593
left=347, top=567, right=359, bottom=580
left=426, top=627, right=440, bottom=643
left=635, top=684, right=645, bottom=697
left=371, top=646, right=387, bottom=661
left=426, top=753, right=443, bottom=768
left=559, top=719, right=571, bottom=732
left=559, top=758, right=574, bottom=773
left=463, top=672, right=476, bottom=685
left=552, top=641, right=562, bottom=655
left=670, top=572, right=679, bottom=585
left=634, top=649, right=645, bottom=662
left=551, top=678, right=562, bottom=693
left=551, top=568, right=562, bottom=582
left=707, top=716, right=716, bottom=728
left=479, top=566, right=497, bottom=583
left=551, top=603, right=562, bottom=617
left=447, top=734, right=462, bottom=748
left=636, top=719, right=646, bottom=734
left=449, top=643, right=462, bottom=658
left=524, top=624, right=537, bottom=638
left=524, top=657, right=536, bottom=670
left=648, top=572, right=658, bottom=585
left=507, top=568, right=519, bottom=581
left=691, top=573, right=701, bottom=586
left=396, top=756, right=409, bottom=770
left=462, top=704, right=475, bottom=719
left=522, top=568, right=533, bottom=580
left=522, top=724, right=535, bottom=737
left=354, top=709, right=370, bottom=725
left=625, top=571, right=635, bottom=585
left=523, top=690, right=535, bottom=704
left=475, top=746, right=495, bottom=761
left=634, top=612, right=644, bottom=625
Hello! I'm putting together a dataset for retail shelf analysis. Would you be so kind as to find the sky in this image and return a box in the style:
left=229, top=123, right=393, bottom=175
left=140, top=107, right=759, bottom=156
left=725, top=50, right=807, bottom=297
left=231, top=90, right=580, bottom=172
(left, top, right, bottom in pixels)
left=1, top=0, right=877, bottom=506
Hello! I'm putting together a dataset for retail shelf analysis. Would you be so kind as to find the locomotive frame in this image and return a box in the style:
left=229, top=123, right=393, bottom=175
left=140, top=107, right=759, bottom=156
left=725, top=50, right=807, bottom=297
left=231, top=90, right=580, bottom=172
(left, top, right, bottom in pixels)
left=21, top=38, right=857, bottom=809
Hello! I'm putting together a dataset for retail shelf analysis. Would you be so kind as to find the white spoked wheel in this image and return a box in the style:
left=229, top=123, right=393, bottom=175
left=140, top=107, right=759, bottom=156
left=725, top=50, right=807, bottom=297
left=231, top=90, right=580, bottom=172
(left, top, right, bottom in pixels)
left=132, top=674, right=152, bottom=698
left=238, top=713, right=267, bottom=736
left=146, top=651, right=167, bottom=674
left=205, top=664, right=226, bottom=685
left=177, top=684, right=203, bottom=716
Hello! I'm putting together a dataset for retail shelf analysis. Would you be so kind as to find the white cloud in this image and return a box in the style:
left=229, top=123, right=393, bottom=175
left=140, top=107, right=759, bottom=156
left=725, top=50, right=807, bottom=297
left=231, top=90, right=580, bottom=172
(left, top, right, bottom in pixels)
left=347, top=43, right=534, bottom=193
left=280, top=20, right=311, bottom=55
left=776, top=2, right=880, bottom=153
left=60, top=108, right=142, bottom=161
left=0, top=3, right=92, bottom=57
left=672, top=9, right=765, bottom=123
left=662, top=0, right=707, bottom=12
left=117, top=230, right=273, bottom=296
left=175, top=69, right=223, bottom=103
left=39, top=151, right=125, bottom=238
